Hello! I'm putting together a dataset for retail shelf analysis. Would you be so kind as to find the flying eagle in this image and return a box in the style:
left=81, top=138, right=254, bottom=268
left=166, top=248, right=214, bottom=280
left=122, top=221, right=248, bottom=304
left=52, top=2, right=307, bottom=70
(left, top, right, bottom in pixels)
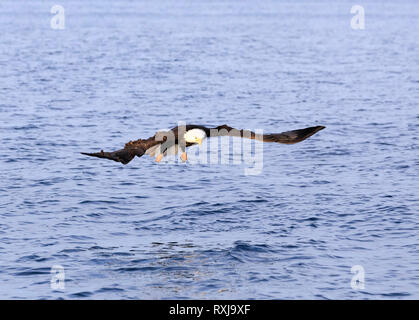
left=81, top=124, right=325, bottom=165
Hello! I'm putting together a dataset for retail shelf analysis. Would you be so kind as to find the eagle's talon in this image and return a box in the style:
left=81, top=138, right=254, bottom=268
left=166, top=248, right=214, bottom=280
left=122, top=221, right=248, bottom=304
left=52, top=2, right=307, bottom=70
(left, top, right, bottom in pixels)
left=180, top=152, right=187, bottom=162
left=155, top=154, right=163, bottom=163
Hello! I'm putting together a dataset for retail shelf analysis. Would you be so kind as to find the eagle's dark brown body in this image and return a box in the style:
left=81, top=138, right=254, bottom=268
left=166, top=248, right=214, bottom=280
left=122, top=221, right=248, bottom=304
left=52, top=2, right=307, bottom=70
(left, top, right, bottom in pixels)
left=81, top=124, right=325, bottom=165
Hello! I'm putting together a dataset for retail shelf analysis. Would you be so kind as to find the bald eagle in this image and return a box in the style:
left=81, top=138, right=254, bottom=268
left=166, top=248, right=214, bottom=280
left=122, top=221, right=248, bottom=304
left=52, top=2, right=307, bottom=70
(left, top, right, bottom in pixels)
left=81, top=124, right=325, bottom=165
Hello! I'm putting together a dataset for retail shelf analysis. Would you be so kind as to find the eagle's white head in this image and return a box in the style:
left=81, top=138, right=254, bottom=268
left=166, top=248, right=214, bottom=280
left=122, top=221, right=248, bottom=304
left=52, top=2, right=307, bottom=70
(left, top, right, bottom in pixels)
left=184, top=128, right=206, bottom=145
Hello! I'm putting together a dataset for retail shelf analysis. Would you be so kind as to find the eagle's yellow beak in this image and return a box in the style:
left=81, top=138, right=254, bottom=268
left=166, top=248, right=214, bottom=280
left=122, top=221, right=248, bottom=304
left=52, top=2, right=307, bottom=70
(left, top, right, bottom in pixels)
left=196, top=138, right=202, bottom=145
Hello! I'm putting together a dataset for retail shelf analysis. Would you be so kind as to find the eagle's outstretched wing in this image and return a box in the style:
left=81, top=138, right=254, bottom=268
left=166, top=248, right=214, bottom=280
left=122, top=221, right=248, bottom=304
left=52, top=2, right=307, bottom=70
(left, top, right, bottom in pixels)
left=81, top=148, right=144, bottom=165
left=211, top=124, right=326, bottom=144
left=81, top=134, right=166, bottom=164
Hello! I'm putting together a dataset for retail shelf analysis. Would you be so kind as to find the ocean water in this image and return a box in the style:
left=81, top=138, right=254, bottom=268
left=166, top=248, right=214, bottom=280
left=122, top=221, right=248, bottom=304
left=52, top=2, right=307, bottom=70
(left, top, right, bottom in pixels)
left=0, top=0, right=418, bottom=299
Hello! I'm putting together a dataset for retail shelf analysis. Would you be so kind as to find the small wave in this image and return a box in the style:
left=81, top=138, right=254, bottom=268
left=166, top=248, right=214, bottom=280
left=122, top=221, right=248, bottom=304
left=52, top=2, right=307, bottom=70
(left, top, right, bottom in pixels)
left=381, top=292, right=411, bottom=297
left=14, top=267, right=51, bottom=276
left=115, top=266, right=160, bottom=272
left=69, top=291, right=93, bottom=298
left=79, top=200, right=119, bottom=205
left=16, top=254, right=50, bottom=263
left=95, top=287, right=124, bottom=293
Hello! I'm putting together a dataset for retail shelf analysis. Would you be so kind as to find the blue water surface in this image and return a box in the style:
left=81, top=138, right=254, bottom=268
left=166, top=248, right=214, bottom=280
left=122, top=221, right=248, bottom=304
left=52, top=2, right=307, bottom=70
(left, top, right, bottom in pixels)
left=0, top=0, right=418, bottom=299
